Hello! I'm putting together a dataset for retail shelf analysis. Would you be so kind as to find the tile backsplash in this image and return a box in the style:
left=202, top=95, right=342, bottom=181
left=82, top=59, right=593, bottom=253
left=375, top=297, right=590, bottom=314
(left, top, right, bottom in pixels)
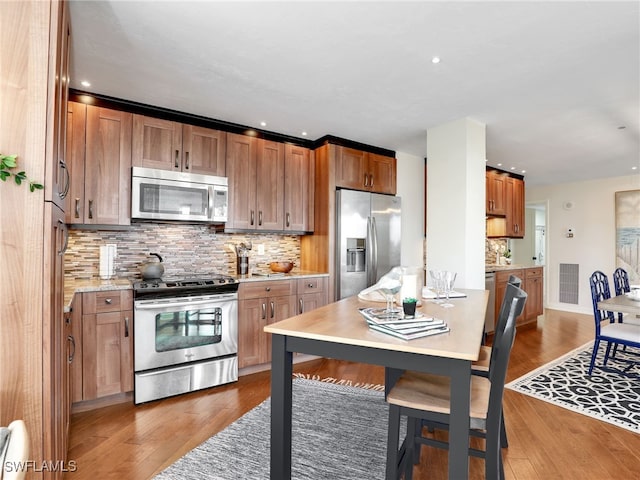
left=485, top=238, right=508, bottom=264
left=65, top=223, right=300, bottom=281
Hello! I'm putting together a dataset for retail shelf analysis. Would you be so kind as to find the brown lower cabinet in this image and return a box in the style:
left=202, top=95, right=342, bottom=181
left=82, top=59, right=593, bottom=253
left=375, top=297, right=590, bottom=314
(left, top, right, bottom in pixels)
left=74, top=290, right=134, bottom=401
left=495, top=267, right=544, bottom=328
left=238, top=276, right=328, bottom=368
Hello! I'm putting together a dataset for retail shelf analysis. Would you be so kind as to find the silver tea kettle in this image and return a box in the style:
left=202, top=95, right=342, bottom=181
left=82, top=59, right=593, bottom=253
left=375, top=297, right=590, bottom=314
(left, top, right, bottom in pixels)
left=140, top=252, right=164, bottom=280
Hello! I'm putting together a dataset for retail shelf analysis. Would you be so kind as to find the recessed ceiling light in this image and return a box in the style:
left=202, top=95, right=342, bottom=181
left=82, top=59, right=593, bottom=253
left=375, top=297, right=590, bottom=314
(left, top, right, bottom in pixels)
left=521, top=170, right=526, bottom=174
left=301, top=131, right=307, bottom=136
left=497, top=163, right=502, bottom=167
left=510, top=167, right=516, bottom=170
left=431, top=56, right=441, bottom=64
left=260, top=121, right=267, bottom=127
left=80, top=80, right=91, bottom=87
left=633, top=166, right=638, bottom=170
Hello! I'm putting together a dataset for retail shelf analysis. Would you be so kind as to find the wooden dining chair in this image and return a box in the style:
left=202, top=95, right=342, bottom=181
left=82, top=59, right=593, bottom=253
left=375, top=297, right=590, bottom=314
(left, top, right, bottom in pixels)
left=385, top=283, right=527, bottom=480
left=1, top=420, right=30, bottom=480
left=471, top=274, right=522, bottom=448
left=588, top=270, right=640, bottom=375
left=612, top=267, right=640, bottom=326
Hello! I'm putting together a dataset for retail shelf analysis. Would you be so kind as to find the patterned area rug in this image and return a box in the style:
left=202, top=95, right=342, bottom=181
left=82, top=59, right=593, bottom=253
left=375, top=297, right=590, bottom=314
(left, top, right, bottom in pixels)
left=506, top=342, right=640, bottom=433
left=154, top=378, right=389, bottom=479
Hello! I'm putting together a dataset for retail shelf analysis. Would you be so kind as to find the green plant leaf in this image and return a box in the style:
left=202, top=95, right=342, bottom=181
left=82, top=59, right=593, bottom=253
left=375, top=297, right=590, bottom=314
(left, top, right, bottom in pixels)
left=0, top=171, right=9, bottom=181
left=1, top=155, right=17, bottom=168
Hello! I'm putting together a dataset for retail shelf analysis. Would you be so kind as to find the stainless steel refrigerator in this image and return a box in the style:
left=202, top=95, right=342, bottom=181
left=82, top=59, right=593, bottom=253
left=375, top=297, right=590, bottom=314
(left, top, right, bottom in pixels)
left=336, top=189, right=402, bottom=300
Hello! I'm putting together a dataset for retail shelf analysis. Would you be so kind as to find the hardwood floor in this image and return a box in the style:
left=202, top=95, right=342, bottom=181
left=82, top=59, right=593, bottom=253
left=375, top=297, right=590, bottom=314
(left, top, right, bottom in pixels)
left=66, top=309, right=640, bottom=479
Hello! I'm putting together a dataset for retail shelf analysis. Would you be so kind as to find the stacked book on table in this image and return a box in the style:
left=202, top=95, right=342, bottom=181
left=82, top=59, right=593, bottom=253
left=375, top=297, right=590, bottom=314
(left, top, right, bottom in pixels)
left=359, top=307, right=450, bottom=340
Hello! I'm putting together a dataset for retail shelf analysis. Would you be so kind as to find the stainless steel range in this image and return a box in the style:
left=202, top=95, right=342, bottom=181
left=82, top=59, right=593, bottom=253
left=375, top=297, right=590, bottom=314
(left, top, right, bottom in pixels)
left=133, top=274, right=239, bottom=404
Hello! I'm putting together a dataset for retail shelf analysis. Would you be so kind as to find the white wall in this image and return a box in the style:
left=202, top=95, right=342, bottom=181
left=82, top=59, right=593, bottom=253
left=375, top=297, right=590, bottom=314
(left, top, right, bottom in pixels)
left=527, top=174, right=640, bottom=314
left=396, top=151, right=425, bottom=269
left=425, top=118, right=486, bottom=289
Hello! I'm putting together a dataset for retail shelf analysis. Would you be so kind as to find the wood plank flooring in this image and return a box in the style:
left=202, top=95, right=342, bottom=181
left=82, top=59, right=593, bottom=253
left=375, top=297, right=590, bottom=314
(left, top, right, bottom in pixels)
left=66, top=309, right=640, bottom=479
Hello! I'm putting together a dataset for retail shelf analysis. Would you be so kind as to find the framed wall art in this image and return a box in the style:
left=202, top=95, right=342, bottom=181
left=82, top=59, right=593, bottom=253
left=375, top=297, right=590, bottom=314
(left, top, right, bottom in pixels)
left=615, top=189, right=640, bottom=284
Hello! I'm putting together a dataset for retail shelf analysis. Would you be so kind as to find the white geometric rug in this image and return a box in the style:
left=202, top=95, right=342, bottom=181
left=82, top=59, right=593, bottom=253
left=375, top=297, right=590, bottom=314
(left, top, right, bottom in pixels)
left=506, top=342, right=640, bottom=433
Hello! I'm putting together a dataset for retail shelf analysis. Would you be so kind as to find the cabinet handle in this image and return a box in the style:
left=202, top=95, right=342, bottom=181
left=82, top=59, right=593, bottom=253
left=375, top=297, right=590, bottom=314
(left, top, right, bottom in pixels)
left=105, top=298, right=112, bottom=304
left=265, top=287, right=271, bottom=292
left=286, top=213, right=290, bottom=228
left=185, top=151, right=189, bottom=170
left=67, top=335, right=75, bottom=363
left=299, top=298, right=303, bottom=314
left=258, top=210, right=263, bottom=226
left=364, top=173, right=369, bottom=187
left=369, top=174, right=374, bottom=187
left=124, top=316, right=129, bottom=337
left=270, top=301, right=275, bottom=319
left=308, top=283, right=315, bottom=288
left=175, top=149, right=180, bottom=169
left=60, top=160, right=70, bottom=198
left=57, top=220, right=69, bottom=255
left=250, top=210, right=255, bottom=226
left=74, top=198, right=80, bottom=218
left=261, top=302, right=266, bottom=320
left=88, top=199, right=93, bottom=219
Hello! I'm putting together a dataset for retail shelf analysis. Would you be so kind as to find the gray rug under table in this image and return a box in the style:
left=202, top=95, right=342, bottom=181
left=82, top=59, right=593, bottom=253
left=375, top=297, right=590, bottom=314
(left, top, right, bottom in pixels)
left=154, top=378, right=389, bottom=479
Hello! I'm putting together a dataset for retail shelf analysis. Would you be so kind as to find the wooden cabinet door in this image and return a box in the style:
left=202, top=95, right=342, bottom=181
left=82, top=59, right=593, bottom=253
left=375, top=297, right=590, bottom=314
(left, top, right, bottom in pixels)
left=524, top=268, right=543, bottom=320
left=284, top=144, right=312, bottom=232
left=298, top=292, right=326, bottom=315
left=132, top=115, right=182, bottom=171
left=84, top=106, right=132, bottom=225
left=70, top=295, right=83, bottom=404
left=506, top=177, right=525, bottom=238
left=494, top=269, right=524, bottom=327
left=264, top=295, right=297, bottom=363
left=182, top=125, right=226, bottom=176
left=66, top=101, right=86, bottom=223
left=81, top=291, right=133, bottom=400
left=46, top=1, right=71, bottom=212
left=255, top=139, right=285, bottom=231
left=335, top=146, right=368, bottom=190
left=237, top=298, right=266, bottom=368
left=368, top=153, right=396, bottom=194
left=226, top=133, right=258, bottom=230
left=486, top=171, right=506, bottom=216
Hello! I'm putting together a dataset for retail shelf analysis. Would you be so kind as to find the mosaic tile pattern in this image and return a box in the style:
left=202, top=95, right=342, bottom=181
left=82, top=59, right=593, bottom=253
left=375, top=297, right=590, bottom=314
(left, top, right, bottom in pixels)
left=485, top=238, right=508, bottom=264
left=65, top=223, right=300, bottom=281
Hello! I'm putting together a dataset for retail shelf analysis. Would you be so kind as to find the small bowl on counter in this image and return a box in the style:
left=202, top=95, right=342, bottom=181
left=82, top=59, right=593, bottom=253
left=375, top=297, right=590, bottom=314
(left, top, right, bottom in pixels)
left=269, top=261, right=295, bottom=273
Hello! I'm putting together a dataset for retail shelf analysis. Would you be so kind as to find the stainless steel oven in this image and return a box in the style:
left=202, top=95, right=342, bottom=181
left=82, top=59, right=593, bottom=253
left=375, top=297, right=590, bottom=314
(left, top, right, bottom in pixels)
left=133, top=276, right=238, bottom=404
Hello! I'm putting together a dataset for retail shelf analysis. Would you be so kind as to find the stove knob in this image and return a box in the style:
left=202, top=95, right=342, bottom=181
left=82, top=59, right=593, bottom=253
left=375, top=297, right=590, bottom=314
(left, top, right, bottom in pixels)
left=140, top=283, right=148, bottom=289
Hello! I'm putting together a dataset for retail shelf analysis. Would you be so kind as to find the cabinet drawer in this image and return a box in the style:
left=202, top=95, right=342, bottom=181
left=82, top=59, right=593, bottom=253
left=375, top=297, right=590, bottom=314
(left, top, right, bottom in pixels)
left=239, top=280, right=295, bottom=300
left=526, top=267, right=543, bottom=278
left=83, top=290, right=133, bottom=314
left=495, top=269, right=523, bottom=283
left=297, top=277, right=327, bottom=295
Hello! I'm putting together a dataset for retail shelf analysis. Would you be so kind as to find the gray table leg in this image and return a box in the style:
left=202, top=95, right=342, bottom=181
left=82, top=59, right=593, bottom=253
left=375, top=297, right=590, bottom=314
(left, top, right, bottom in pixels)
left=448, top=360, right=471, bottom=479
left=271, top=334, right=293, bottom=480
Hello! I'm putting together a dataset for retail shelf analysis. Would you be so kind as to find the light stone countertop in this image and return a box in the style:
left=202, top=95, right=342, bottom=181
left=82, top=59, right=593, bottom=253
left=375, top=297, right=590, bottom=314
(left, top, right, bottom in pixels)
left=64, top=278, right=133, bottom=312
left=63, top=271, right=329, bottom=311
left=484, top=264, right=542, bottom=273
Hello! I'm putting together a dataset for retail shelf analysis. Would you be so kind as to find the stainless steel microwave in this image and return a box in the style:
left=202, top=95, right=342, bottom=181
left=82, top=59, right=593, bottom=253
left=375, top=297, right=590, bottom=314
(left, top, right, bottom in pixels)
left=131, top=167, right=228, bottom=223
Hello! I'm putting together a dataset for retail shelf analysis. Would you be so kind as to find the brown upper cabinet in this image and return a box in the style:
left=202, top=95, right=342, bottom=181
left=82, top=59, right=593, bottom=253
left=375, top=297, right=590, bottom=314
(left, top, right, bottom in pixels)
left=226, top=133, right=314, bottom=233
left=486, top=169, right=525, bottom=239
left=284, top=144, right=314, bottom=232
left=132, top=115, right=226, bottom=176
left=335, top=146, right=396, bottom=195
left=505, top=176, right=525, bottom=238
left=486, top=170, right=507, bottom=216
left=66, top=102, right=132, bottom=225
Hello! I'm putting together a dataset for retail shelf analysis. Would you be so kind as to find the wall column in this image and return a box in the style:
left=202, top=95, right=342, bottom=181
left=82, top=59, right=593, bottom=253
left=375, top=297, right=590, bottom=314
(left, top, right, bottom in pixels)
left=426, top=117, right=486, bottom=289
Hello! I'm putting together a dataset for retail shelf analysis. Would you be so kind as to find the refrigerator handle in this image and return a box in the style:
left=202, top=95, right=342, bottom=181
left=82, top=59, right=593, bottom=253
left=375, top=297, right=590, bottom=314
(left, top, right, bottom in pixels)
left=371, top=216, right=379, bottom=285
left=366, top=217, right=373, bottom=286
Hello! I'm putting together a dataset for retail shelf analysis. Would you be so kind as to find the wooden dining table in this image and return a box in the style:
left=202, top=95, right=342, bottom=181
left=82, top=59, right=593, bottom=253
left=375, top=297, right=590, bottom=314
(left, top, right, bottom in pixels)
left=598, top=294, right=640, bottom=317
left=264, top=288, right=488, bottom=480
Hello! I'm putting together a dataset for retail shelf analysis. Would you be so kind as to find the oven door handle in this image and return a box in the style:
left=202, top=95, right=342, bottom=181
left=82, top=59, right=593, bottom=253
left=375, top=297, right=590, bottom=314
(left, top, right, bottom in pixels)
left=135, top=295, right=236, bottom=310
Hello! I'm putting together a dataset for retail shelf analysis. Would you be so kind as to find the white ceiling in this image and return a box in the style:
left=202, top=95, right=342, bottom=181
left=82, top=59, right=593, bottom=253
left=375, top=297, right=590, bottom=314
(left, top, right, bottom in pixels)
left=68, top=1, right=640, bottom=187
